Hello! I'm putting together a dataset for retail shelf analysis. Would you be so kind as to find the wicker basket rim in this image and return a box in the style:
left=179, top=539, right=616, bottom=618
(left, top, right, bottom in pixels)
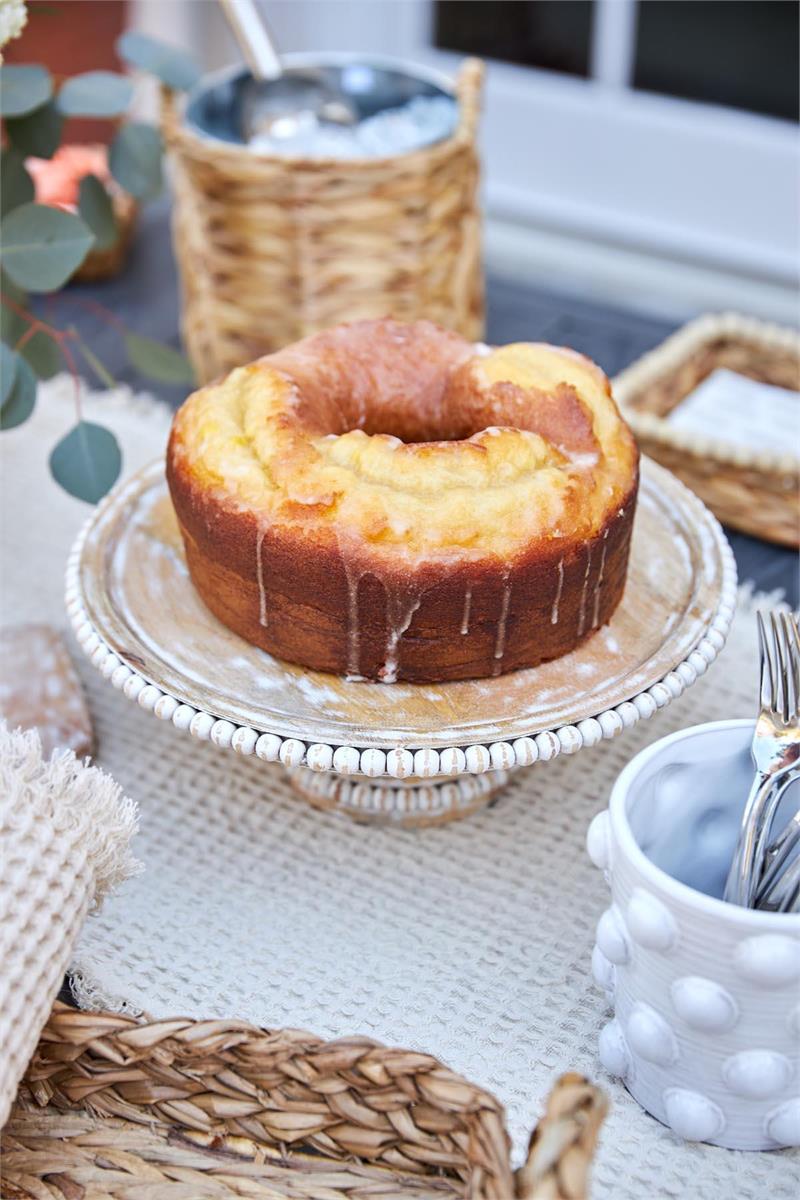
left=171, top=55, right=482, bottom=169
left=614, top=311, right=800, bottom=474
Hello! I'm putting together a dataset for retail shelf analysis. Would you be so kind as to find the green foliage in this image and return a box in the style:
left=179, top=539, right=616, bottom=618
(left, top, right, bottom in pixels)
left=49, top=419, right=122, bottom=503
left=0, top=64, right=52, bottom=117
left=78, top=174, right=117, bottom=250
left=0, top=343, right=16, bottom=407
left=0, top=37, right=202, bottom=500
left=117, top=31, right=200, bottom=92
left=1, top=204, right=94, bottom=292
left=5, top=98, right=64, bottom=159
left=0, top=292, right=62, bottom=382
left=57, top=70, right=134, bottom=117
left=0, top=352, right=37, bottom=429
left=109, top=122, right=163, bottom=199
left=0, top=148, right=34, bottom=217
left=75, top=339, right=116, bottom=389
left=23, top=335, right=61, bottom=381
left=0, top=269, right=27, bottom=304
left=124, top=332, right=195, bottom=384
left=21, top=328, right=62, bottom=379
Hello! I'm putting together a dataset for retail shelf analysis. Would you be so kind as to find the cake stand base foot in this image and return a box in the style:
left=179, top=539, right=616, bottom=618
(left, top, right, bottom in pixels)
left=286, top=767, right=511, bottom=828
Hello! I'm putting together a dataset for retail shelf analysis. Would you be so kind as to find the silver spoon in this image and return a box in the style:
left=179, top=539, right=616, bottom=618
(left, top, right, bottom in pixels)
left=218, top=0, right=357, bottom=143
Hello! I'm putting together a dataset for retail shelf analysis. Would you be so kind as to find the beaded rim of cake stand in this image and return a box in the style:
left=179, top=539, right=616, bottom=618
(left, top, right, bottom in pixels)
left=65, top=485, right=738, bottom=784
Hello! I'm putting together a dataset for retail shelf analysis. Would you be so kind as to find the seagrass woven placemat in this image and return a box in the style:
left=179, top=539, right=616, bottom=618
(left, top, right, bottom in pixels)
left=2, top=375, right=797, bottom=1200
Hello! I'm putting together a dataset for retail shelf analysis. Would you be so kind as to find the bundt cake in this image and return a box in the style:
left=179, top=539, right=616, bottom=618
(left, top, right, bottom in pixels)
left=167, top=319, right=639, bottom=683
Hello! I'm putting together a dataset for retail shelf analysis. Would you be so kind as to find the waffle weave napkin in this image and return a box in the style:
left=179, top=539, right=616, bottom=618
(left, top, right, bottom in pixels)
left=1, top=374, right=797, bottom=1199
left=0, top=723, right=138, bottom=1127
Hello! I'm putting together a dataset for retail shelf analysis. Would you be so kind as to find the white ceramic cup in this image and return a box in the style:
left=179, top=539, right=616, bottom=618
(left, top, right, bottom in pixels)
left=587, top=719, right=800, bottom=1150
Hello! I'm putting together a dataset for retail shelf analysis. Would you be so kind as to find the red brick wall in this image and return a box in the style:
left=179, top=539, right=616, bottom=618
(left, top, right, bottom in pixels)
left=5, top=1, right=129, bottom=145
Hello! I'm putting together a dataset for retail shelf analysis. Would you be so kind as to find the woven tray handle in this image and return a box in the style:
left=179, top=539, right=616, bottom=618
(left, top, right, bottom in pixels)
left=15, top=1006, right=607, bottom=1199
left=455, top=57, right=485, bottom=141
left=515, top=1073, right=609, bottom=1200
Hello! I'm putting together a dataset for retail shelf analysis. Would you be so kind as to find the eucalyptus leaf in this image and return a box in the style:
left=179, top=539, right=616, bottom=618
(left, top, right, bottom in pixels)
left=124, top=332, right=195, bottom=384
left=1, top=343, right=17, bottom=407
left=0, top=268, right=27, bottom=305
left=0, top=300, right=26, bottom=352
left=116, top=31, right=200, bottom=91
left=57, top=70, right=134, bottom=117
left=109, top=123, right=162, bottom=199
left=5, top=99, right=64, bottom=159
left=78, top=174, right=117, bottom=250
left=1, top=204, right=94, bottom=292
left=20, top=329, right=62, bottom=380
left=0, top=65, right=52, bottom=117
left=76, top=339, right=116, bottom=389
left=1, top=147, right=34, bottom=217
left=49, top=420, right=122, bottom=503
left=0, top=355, right=36, bottom=430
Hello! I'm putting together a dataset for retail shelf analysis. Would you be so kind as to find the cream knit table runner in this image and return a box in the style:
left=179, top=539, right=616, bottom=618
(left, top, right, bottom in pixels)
left=1, top=375, right=797, bottom=1199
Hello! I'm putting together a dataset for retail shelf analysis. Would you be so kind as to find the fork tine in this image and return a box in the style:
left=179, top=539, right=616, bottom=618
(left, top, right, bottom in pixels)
left=790, top=610, right=800, bottom=655
left=782, top=611, right=800, bottom=722
left=770, top=611, right=787, bottom=722
left=756, top=611, right=772, bottom=713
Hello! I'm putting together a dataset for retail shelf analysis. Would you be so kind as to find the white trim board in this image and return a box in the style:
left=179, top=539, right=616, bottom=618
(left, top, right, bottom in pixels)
left=484, top=217, right=799, bottom=327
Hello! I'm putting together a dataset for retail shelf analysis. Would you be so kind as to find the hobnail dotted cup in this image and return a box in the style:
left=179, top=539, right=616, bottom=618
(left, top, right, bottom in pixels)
left=587, top=718, right=800, bottom=1150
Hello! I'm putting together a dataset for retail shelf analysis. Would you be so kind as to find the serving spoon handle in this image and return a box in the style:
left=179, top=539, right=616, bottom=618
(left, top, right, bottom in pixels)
left=219, top=0, right=282, bottom=82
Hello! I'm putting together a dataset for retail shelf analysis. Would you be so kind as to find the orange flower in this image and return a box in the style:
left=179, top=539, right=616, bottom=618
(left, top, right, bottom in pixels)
left=27, top=144, right=111, bottom=211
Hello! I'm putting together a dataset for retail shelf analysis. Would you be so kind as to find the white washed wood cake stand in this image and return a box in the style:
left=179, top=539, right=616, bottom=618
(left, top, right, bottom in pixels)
left=66, top=456, right=737, bottom=827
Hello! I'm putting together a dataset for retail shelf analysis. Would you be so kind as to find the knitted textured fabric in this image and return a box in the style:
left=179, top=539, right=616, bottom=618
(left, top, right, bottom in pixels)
left=1, top=375, right=797, bottom=1198
left=0, top=724, right=138, bottom=1127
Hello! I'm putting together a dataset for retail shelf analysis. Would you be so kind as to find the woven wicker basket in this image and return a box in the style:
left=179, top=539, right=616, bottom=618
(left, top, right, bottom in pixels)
left=161, top=59, right=485, bottom=384
left=3, top=1004, right=607, bottom=1199
left=614, top=313, right=800, bottom=547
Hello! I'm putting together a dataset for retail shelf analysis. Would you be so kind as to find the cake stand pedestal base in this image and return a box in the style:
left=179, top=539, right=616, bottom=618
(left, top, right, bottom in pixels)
left=286, top=767, right=511, bottom=827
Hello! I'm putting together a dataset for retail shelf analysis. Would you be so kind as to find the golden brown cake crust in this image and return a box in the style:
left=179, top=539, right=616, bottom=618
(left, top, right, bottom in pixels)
left=167, top=319, right=639, bottom=682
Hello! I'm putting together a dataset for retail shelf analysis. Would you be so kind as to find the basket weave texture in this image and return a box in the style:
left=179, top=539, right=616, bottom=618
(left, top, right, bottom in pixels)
left=162, top=60, right=485, bottom=384
left=4, top=1004, right=607, bottom=1199
left=614, top=313, right=800, bottom=548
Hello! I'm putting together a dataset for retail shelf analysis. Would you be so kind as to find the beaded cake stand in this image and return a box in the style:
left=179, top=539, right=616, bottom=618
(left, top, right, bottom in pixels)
left=66, top=456, right=737, bottom=827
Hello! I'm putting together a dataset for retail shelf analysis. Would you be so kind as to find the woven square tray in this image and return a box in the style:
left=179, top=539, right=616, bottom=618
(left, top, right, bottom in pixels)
left=3, top=1004, right=606, bottom=1199
left=614, top=312, right=799, bottom=547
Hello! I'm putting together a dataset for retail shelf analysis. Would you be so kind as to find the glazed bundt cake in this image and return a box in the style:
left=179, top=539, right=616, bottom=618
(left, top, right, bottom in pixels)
left=167, top=319, right=639, bottom=682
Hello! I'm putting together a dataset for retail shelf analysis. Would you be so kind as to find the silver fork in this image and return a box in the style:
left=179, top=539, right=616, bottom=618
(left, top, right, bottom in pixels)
left=723, top=611, right=800, bottom=907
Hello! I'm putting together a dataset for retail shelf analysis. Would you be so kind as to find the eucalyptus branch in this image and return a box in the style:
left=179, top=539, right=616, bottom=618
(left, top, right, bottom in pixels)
left=2, top=291, right=83, bottom=416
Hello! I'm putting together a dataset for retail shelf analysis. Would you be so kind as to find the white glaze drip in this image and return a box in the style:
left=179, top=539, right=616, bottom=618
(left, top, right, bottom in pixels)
left=577, top=544, right=592, bottom=638
left=381, top=593, right=422, bottom=683
left=591, top=529, right=609, bottom=629
left=255, top=531, right=268, bottom=627
left=343, top=561, right=363, bottom=678
left=551, top=559, right=564, bottom=626
left=461, top=587, right=472, bottom=635
left=492, top=575, right=512, bottom=675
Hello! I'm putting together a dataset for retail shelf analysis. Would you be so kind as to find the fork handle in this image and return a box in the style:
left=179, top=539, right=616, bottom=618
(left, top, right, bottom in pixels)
left=723, top=771, right=772, bottom=907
